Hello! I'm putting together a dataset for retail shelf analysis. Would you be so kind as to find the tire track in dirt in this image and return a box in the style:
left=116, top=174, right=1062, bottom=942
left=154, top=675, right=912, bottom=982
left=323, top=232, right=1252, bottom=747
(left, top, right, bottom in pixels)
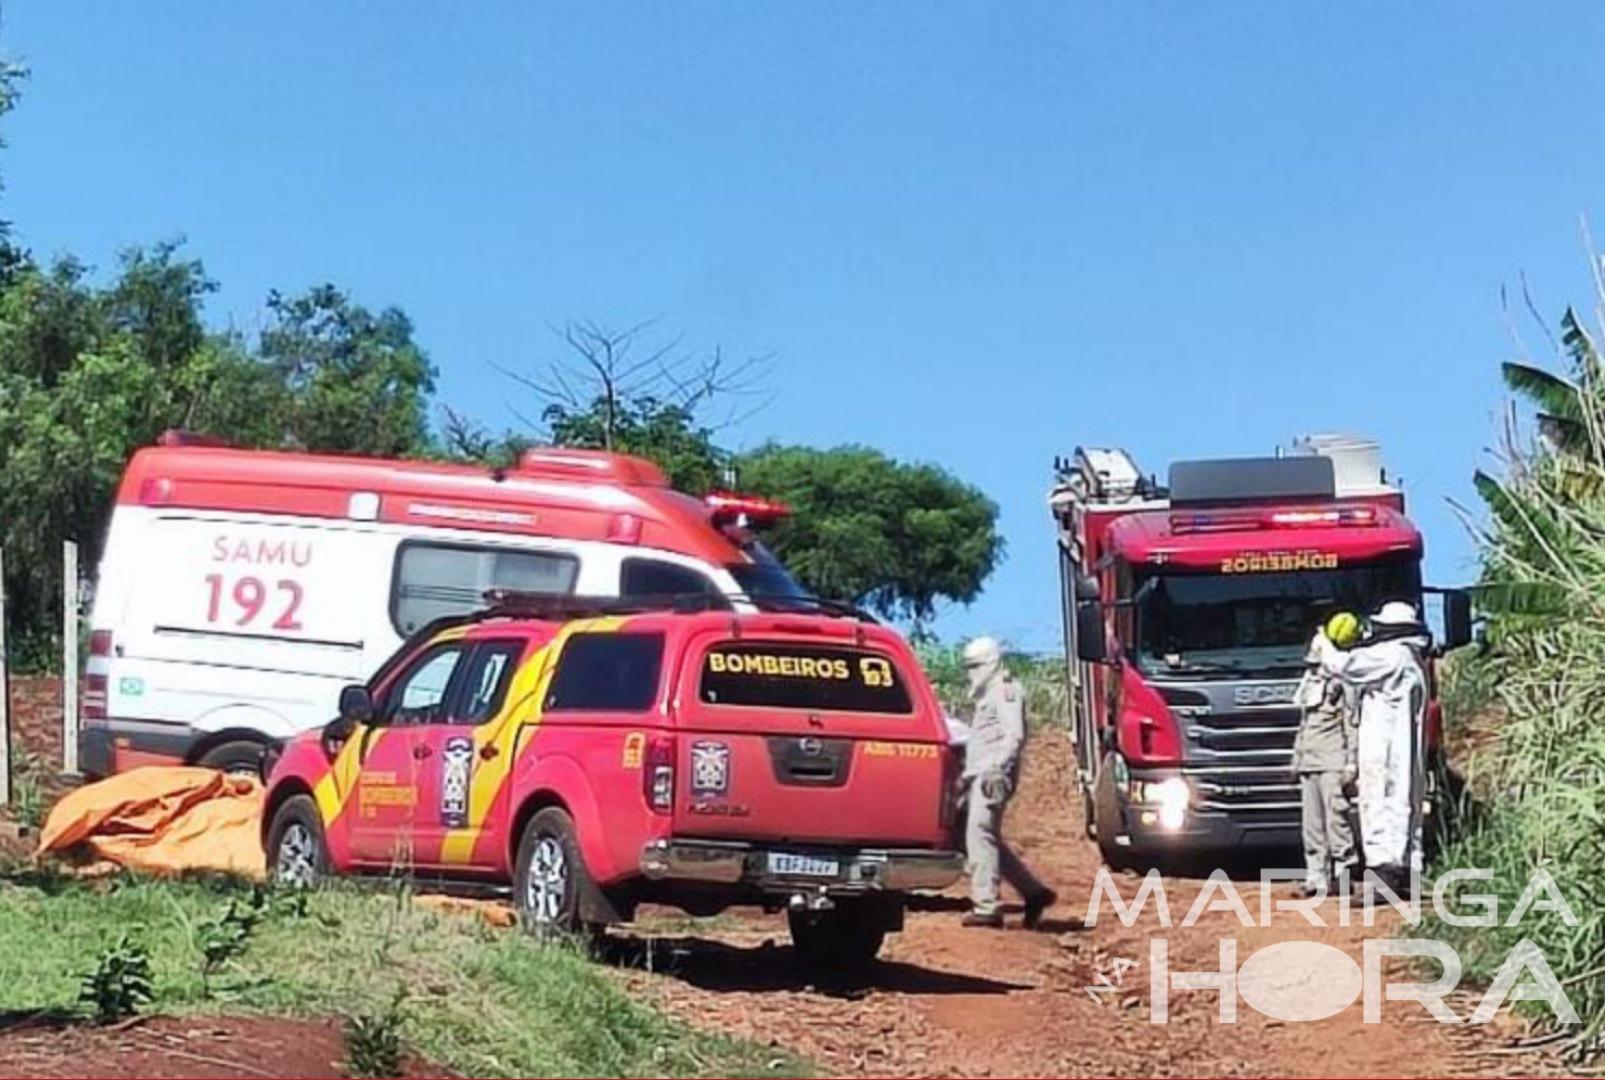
left=610, top=729, right=1564, bottom=1078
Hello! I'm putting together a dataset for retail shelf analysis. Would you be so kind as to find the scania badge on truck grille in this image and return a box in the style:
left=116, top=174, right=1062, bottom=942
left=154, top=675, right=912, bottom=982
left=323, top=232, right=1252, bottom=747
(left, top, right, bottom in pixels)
left=1232, top=683, right=1298, bottom=706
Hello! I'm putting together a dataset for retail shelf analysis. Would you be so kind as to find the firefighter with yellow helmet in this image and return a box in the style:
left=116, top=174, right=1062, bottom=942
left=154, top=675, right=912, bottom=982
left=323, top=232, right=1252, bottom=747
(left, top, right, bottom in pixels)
left=1292, top=612, right=1361, bottom=896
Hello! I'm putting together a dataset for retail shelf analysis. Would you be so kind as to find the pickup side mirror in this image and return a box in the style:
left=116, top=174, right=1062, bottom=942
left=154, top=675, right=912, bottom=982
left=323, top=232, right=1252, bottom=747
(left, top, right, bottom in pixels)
left=322, top=685, right=372, bottom=748
left=339, top=684, right=375, bottom=723
left=1076, top=601, right=1109, bottom=663
left=1440, top=588, right=1473, bottom=651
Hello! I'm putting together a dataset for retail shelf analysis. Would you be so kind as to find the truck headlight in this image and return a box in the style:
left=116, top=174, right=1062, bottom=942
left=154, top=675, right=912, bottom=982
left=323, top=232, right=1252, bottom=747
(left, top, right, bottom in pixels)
left=1132, top=777, right=1190, bottom=830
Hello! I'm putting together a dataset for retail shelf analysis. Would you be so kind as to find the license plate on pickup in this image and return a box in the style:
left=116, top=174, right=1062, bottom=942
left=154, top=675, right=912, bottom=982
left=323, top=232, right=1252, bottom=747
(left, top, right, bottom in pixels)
left=766, top=852, right=840, bottom=878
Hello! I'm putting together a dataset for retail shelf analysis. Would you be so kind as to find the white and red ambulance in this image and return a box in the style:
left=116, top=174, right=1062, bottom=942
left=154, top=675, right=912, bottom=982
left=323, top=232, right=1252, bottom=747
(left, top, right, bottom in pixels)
left=82, top=432, right=804, bottom=777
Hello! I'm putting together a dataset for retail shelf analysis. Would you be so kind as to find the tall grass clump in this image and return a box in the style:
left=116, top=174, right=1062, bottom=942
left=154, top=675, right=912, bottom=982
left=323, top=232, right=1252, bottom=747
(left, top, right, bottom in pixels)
left=914, top=640, right=1069, bottom=727
left=1427, top=273, right=1605, bottom=1059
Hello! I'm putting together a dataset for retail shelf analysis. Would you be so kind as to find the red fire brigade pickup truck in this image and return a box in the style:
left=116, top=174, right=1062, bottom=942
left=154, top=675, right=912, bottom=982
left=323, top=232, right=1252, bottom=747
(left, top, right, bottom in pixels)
left=261, top=595, right=964, bottom=966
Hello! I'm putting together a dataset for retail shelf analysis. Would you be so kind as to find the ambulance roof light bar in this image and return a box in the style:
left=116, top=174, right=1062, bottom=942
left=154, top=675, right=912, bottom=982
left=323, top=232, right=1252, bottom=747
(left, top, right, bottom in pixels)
left=704, top=491, right=791, bottom=526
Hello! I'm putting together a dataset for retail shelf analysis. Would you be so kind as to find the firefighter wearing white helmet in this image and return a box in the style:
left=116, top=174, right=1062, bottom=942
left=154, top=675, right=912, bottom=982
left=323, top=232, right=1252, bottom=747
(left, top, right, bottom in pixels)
left=1314, top=601, right=1431, bottom=886
left=958, top=636, right=1056, bottom=929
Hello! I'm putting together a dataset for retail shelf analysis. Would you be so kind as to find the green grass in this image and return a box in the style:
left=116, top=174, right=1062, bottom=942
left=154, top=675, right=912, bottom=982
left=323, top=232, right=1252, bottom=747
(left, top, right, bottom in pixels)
left=0, top=871, right=806, bottom=1079
left=914, top=640, right=1069, bottom=726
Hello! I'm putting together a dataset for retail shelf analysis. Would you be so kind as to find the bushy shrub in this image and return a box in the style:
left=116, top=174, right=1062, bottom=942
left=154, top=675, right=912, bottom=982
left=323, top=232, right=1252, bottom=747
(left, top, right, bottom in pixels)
left=78, top=934, right=154, bottom=1023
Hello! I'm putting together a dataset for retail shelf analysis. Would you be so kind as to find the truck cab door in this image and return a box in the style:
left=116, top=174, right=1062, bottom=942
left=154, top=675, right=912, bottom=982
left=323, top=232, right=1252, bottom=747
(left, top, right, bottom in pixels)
left=346, top=641, right=469, bottom=868
left=405, top=638, right=531, bottom=872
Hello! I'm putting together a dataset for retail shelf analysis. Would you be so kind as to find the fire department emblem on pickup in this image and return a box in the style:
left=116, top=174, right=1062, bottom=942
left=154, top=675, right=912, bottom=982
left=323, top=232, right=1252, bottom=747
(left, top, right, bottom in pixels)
left=1232, top=683, right=1298, bottom=707
left=690, top=741, right=731, bottom=796
left=440, top=736, right=474, bottom=828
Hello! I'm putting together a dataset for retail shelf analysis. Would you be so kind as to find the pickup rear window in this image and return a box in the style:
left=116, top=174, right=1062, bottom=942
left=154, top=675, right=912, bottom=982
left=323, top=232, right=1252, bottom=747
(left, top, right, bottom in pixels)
left=545, top=632, right=665, bottom=711
left=698, top=643, right=914, bottom=714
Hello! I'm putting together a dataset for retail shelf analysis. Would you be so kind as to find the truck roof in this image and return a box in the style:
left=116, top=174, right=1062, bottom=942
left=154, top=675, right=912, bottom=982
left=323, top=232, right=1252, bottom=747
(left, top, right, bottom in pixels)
left=1104, top=503, right=1423, bottom=569
left=116, top=441, right=750, bottom=566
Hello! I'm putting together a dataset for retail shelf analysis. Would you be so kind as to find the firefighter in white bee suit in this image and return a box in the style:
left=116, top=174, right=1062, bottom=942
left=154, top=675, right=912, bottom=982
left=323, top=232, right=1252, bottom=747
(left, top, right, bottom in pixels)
left=1314, top=601, right=1431, bottom=887
left=957, top=636, right=1056, bottom=929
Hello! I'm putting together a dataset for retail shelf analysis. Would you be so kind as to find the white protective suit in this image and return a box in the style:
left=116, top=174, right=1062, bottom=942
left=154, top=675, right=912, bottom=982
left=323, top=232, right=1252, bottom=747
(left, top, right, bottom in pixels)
left=1316, top=623, right=1430, bottom=872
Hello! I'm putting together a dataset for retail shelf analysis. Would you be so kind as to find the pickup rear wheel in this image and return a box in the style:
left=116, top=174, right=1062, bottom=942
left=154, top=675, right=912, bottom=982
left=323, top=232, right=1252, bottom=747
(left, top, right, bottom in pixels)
left=266, top=794, right=329, bottom=888
left=787, top=900, right=890, bottom=971
left=514, top=807, right=591, bottom=937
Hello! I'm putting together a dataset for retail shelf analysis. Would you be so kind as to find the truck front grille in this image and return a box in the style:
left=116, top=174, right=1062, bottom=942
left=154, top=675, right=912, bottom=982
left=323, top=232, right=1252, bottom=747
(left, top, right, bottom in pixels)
left=1181, top=708, right=1300, bottom=813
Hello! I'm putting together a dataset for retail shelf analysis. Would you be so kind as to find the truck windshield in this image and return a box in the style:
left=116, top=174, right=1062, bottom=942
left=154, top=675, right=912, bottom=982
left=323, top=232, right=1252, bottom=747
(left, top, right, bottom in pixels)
left=1133, top=557, right=1420, bottom=677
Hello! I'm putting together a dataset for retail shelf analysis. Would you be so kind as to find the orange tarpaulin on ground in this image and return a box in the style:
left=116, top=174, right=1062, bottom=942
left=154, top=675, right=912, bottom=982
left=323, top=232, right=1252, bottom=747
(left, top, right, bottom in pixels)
left=38, top=766, right=266, bottom=879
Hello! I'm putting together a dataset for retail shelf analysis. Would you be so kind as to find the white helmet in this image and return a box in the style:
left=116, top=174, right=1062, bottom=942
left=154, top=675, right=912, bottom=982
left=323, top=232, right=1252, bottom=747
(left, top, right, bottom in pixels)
left=961, top=636, right=1002, bottom=667
left=1372, top=601, right=1421, bottom=627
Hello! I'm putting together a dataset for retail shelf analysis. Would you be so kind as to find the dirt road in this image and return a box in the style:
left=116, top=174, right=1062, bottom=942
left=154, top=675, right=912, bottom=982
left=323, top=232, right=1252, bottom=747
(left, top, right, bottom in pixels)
left=615, top=729, right=1561, bottom=1078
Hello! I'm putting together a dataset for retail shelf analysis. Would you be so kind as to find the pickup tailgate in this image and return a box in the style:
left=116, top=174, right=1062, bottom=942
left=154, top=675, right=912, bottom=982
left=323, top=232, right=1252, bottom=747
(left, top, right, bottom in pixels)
left=671, top=638, right=952, bottom=847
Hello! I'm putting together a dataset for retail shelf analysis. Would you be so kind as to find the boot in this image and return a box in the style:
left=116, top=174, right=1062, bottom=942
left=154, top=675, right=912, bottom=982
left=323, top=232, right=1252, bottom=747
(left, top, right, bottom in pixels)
left=1022, top=889, right=1058, bottom=929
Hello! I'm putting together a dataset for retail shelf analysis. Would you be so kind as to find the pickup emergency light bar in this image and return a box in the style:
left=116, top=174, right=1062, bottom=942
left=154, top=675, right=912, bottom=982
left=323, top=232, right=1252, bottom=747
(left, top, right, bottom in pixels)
left=704, top=491, right=791, bottom=525
left=1168, top=506, right=1378, bottom=534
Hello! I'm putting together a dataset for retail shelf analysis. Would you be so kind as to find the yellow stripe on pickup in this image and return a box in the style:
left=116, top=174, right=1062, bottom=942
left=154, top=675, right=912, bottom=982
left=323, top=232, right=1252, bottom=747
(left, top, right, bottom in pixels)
left=312, top=725, right=383, bottom=827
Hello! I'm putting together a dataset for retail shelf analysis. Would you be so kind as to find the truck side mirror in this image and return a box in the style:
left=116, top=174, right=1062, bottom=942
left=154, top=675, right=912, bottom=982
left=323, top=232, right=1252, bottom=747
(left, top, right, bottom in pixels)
left=1076, top=601, right=1108, bottom=663
left=1440, top=589, right=1473, bottom=651
left=1075, top=573, right=1101, bottom=603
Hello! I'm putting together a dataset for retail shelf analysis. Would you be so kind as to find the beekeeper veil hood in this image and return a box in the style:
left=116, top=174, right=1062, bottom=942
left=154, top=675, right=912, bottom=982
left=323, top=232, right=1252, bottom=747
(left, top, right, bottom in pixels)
left=1369, top=601, right=1428, bottom=644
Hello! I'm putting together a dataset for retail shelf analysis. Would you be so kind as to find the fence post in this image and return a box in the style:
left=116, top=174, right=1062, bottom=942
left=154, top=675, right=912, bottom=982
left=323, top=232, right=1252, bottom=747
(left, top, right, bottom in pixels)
left=62, top=539, right=79, bottom=776
left=0, top=545, right=10, bottom=807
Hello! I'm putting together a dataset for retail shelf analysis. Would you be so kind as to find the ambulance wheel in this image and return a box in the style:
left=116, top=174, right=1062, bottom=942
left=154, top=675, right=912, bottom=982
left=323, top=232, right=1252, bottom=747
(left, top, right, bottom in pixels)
left=266, top=795, right=329, bottom=889
left=515, top=808, right=590, bottom=937
left=198, top=739, right=269, bottom=779
left=787, top=901, right=888, bottom=971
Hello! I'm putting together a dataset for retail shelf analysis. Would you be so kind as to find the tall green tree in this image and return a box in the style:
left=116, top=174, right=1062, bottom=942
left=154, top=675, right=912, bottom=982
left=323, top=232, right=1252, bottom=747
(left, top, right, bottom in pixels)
left=735, top=444, right=1003, bottom=624
left=0, top=252, right=442, bottom=665
left=259, top=284, right=436, bottom=456
left=0, top=247, right=244, bottom=664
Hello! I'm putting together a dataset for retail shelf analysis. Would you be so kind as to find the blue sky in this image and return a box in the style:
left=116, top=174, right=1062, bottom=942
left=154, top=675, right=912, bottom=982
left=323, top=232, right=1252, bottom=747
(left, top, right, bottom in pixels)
left=5, top=2, right=1603, bottom=649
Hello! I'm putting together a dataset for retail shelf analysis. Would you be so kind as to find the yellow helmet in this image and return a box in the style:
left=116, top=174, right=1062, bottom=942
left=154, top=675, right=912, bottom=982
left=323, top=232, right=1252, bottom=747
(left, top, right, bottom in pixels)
left=1325, top=611, right=1362, bottom=649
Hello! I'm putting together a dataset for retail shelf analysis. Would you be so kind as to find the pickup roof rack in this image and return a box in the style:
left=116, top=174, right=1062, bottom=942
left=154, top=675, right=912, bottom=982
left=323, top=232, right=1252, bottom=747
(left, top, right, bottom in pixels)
left=365, top=592, right=877, bottom=693
left=479, top=590, right=880, bottom=624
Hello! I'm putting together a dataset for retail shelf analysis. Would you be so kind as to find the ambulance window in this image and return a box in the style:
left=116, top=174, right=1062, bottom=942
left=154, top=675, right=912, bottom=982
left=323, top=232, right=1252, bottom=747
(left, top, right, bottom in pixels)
left=384, top=644, right=465, bottom=726
left=455, top=640, right=525, bottom=725
left=391, top=542, right=579, bottom=634
left=544, top=633, right=666, bottom=712
left=620, top=558, right=729, bottom=606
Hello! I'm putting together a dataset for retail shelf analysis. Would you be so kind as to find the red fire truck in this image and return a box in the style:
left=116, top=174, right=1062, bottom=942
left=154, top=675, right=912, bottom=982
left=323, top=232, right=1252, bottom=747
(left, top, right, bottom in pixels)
left=1049, top=435, right=1471, bottom=869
